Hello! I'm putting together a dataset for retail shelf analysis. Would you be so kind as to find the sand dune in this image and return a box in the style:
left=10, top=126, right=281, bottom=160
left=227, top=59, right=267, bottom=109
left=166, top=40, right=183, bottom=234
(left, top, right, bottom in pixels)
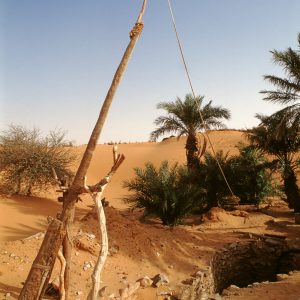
left=1, top=130, right=300, bottom=300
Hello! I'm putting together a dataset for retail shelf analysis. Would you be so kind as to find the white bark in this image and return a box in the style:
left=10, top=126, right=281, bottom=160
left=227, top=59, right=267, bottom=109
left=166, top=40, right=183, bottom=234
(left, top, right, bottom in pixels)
left=87, top=185, right=108, bottom=300
left=57, top=248, right=66, bottom=300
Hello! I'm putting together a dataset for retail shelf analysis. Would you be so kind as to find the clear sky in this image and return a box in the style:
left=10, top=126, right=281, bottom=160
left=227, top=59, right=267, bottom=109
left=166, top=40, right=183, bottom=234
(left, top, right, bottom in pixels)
left=1, top=0, right=299, bottom=144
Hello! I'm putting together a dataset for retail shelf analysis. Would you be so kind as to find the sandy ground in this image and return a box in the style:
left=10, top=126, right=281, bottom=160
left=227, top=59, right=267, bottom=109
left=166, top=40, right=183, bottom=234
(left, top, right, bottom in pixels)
left=1, top=131, right=300, bottom=299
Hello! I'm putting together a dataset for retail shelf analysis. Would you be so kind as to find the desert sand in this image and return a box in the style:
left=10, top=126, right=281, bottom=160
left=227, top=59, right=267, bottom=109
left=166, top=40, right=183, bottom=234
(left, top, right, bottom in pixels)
left=1, top=130, right=300, bottom=299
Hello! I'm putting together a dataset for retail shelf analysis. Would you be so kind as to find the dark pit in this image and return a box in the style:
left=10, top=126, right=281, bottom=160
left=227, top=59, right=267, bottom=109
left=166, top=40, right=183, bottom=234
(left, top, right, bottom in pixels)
left=179, top=237, right=300, bottom=299
left=212, top=238, right=300, bottom=293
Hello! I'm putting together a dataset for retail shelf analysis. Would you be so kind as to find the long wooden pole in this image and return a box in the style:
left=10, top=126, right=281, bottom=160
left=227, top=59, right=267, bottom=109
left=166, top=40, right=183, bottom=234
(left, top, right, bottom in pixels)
left=19, top=1, right=147, bottom=299
left=61, top=3, right=147, bottom=297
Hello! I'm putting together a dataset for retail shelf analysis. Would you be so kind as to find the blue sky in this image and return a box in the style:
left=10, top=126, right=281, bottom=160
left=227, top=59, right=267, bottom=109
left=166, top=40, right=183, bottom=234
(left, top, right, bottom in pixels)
left=1, top=0, right=299, bottom=144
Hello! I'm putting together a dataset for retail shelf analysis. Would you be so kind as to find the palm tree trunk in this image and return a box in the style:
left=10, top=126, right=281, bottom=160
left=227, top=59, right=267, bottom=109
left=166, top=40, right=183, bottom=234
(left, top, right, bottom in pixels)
left=185, top=133, right=199, bottom=170
left=283, top=166, right=300, bottom=212
left=19, top=2, right=147, bottom=299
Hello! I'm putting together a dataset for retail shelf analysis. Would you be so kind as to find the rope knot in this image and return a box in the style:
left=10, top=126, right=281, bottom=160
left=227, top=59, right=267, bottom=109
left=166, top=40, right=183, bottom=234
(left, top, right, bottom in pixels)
left=129, top=22, right=144, bottom=39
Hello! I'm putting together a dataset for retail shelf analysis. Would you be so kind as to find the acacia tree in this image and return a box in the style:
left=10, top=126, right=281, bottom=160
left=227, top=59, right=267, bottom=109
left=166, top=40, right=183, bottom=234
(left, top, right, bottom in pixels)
left=150, top=94, right=230, bottom=169
left=0, top=125, right=75, bottom=195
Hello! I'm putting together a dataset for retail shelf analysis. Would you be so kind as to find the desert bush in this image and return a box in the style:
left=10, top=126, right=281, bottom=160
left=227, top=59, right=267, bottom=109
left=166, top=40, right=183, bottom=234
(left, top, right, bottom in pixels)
left=123, top=161, right=206, bottom=226
left=0, top=125, right=76, bottom=195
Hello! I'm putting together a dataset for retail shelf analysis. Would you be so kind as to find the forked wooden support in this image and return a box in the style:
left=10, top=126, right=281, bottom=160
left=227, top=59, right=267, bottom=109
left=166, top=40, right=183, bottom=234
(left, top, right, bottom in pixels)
left=86, top=148, right=125, bottom=300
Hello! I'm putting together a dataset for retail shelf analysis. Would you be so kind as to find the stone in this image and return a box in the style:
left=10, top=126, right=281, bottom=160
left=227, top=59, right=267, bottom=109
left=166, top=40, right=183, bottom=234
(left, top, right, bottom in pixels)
left=276, top=273, right=289, bottom=281
left=228, top=285, right=240, bottom=290
left=109, top=245, right=120, bottom=255
left=138, top=276, right=153, bottom=288
left=76, top=291, right=83, bottom=296
left=98, top=286, right=107, bottom=298
left=119, top=282, right=140, bottom=299
left=5, top=293, right=11, bottom=298
left=152, top=273, right=169, bottom=287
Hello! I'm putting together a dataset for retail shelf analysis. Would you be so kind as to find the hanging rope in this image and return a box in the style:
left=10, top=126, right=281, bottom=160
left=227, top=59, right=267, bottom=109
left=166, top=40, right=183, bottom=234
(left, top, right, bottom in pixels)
left=166, top=0, right=236, bottom=198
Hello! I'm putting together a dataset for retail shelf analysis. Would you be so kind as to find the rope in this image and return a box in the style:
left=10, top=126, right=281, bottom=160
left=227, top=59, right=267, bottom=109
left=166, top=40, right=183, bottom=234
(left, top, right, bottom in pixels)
left=166, top=0, right=236, bottom=198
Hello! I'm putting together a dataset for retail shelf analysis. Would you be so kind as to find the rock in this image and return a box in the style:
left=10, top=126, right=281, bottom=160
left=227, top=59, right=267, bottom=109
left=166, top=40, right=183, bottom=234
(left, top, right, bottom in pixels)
left=76, top=291, right=83, bottom=296
left=152, top=273, right=170, bottom=287
left=119, top=282, right=140, bottom=299
left=109, top=245, right=120, bottom=256
left=229, top=242, right=238, bottom=249
left=221, top=289, right=231, bottom=296
left=228, top=285, right=240, bottom=290
left=5, top=293, right=11, bottom=298
left=138, top=276, right=153, bottom=288
left=276, top=273, right=289, bottom=281
left=98, top=286, right=107, bottom=298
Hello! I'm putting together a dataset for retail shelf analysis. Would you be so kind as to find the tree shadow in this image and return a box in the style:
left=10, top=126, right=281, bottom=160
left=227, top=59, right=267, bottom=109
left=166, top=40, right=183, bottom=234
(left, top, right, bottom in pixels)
left=0, top=194, right=88, bottom=241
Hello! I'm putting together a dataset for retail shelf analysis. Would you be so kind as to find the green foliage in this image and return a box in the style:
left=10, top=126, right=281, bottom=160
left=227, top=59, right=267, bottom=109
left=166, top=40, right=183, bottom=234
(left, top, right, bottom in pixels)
left=228, top=144, right=278, bottom=205
left=194, top=146, right=278, bottom=208
left=257, top=33, right=300, bottom=211
left=150, top=94, right=230, bottom=169
left=248, top=112, right=300, bottom=210
left=0, top=125, right=76, bottom=195
left=260, top=33, right=300, bottom=105
left=196, top=151, right=233, bottom=209
left=123, top=161, right=206, bottom=226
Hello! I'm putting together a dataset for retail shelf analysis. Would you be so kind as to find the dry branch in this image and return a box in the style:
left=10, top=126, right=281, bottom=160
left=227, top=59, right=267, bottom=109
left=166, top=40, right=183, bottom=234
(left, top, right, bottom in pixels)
left=87, top=149, right=125, bottom=300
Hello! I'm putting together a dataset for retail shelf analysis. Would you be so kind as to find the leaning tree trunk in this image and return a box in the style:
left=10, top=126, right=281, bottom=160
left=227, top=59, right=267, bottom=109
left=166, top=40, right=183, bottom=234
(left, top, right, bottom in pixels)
left=19, top=1, right=147, bottom=299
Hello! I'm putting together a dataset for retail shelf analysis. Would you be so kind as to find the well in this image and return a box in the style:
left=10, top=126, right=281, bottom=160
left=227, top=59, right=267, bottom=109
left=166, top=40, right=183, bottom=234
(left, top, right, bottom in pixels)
left=179, top=236, right=300, bottom=299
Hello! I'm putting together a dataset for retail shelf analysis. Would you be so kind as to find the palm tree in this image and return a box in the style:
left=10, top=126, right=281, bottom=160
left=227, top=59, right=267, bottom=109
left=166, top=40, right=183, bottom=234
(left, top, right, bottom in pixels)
left=256, top=33, right=300, bottom=212
left=248, top=112, right=300, bottom=212
left=260, top=33, right=300, bottom=107
left=150, top=94, right=231, bottom=169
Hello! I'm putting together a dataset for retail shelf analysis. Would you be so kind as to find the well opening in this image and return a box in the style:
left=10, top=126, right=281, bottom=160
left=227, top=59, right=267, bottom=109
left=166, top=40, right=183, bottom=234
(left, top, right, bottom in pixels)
left=211, top=238, right=300, bottom=293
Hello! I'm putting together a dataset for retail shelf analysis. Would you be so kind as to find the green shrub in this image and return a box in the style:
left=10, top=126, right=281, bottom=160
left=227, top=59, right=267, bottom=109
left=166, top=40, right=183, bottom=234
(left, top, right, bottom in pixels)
left=123, top=161, right=206, bottom=226
left=228, top=144, right=279, bottom=205
left=196, top=151, right=233, bottom=210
